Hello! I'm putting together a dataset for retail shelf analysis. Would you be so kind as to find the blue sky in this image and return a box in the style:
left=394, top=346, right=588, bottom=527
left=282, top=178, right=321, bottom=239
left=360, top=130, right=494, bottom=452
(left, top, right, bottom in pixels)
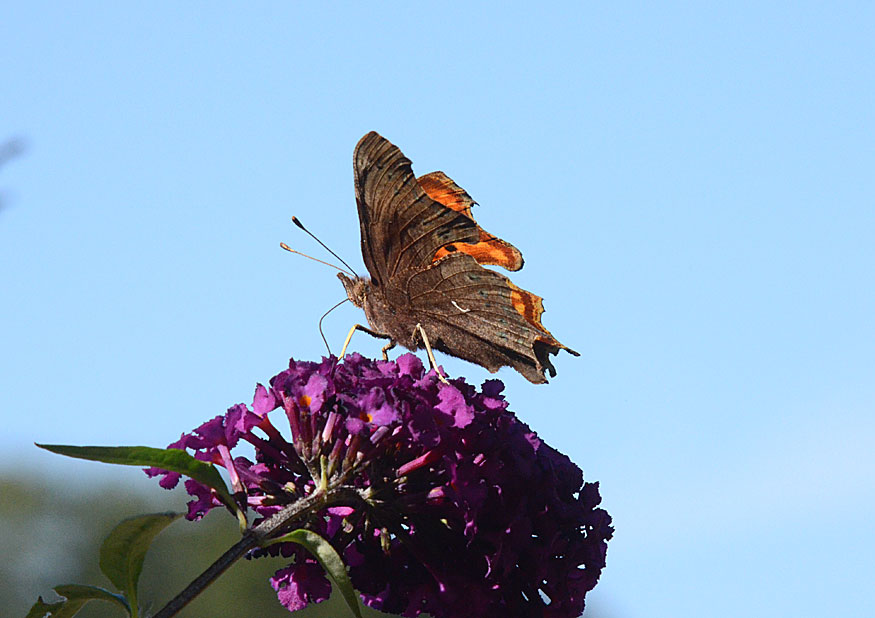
left=2, top=3, right=873, bottom=617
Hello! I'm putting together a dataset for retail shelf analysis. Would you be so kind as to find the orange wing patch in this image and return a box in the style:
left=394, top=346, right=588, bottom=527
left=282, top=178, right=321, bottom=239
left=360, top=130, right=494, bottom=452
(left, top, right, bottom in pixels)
left=418, top=171, right=524, bottom=272
left=507, top=280, right=577, bottom=353
left=418, top=171, right=476, bottom=218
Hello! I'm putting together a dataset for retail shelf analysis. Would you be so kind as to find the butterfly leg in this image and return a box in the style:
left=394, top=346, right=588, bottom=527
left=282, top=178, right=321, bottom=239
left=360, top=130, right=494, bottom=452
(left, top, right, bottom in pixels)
left=414, top=323, right=449, bottom=384
left=340, top=323, right=391, bottom=359
left=381, top=341, right=396, bottom=361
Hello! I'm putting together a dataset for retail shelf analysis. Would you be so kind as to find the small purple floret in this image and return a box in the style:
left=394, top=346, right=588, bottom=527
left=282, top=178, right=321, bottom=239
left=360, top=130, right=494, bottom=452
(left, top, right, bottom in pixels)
left=149, top=353, right=612, bottom=617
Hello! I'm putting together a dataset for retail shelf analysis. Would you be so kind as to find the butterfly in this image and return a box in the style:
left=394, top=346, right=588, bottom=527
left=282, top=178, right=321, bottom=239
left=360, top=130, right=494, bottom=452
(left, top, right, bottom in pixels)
left=338, top=131, right=578, bottom=384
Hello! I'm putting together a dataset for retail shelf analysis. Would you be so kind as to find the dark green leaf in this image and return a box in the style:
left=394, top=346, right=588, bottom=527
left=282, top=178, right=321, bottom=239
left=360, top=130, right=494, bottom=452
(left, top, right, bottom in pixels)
left=267, top=529, right=363, bottom=618
left=35, top=445, right=238, bottom=514
left=99, top=512, right=181, bottom=614
left=26, top=584, right=130, bottom=617
left=25, top=597, right=65, bottom=618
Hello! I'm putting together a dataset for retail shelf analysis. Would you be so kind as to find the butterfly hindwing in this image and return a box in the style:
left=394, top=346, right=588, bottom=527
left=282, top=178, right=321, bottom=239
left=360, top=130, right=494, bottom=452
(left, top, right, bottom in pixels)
left=401, top=252, right=575, bottom=383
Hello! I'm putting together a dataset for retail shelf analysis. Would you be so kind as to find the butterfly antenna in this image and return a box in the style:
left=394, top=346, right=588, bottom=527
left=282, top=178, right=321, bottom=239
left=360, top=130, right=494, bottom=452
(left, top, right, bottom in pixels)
left=279, top=243, right=353, bottom=275
left=291, top=216, right=359, bottom=277
left=318, top=298, right=349, bottom=356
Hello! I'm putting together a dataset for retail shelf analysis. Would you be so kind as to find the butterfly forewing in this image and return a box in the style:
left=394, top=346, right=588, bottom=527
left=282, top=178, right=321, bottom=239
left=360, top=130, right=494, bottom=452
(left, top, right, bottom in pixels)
left=418, top=171, right=524, bottom=272
left=353, top=132, right=480, bottom=284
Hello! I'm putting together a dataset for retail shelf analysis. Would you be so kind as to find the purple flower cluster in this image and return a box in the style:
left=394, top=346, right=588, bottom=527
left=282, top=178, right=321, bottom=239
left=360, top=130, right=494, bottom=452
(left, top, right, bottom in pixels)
left=148, top=354, right=612, bottom=617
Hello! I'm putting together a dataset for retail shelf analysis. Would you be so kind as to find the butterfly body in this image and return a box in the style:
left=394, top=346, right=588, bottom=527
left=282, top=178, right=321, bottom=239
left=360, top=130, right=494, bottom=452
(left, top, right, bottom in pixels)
left=342, top=132, right=578, bottom=384
left=338, top=272, right=420, bottom=349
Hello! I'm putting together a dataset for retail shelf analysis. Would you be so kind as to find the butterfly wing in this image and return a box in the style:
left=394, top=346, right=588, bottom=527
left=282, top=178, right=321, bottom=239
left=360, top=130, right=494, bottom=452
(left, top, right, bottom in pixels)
left=353, top=132, right=479, bottom=285
left=400, top=252, right=579, bottom=384
left=417, top=171, right=524, bottom=271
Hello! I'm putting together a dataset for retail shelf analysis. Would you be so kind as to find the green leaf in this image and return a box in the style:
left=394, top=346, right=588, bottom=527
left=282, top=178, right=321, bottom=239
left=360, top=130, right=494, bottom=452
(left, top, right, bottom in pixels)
left=267, top=529, right=363, bottom=618
left=99, top=512, right=182, bottom=616
left=25, top=597, right=65, bottom=618
left=26, top=584, right=130, bottom=617
left=36, top=444, right=239, bottom=516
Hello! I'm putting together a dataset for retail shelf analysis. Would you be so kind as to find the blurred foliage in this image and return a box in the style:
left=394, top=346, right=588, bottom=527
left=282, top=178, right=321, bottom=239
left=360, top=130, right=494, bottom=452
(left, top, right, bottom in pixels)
left=1, top=473, right=392, bottom=618
left=0, top=135, right=26, bottom=210
left=0, top=137, right=26, bottom=168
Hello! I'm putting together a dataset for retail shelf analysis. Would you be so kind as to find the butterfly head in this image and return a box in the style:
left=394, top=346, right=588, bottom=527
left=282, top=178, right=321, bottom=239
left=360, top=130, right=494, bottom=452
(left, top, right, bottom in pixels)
left=337, top=272, right=369, bottom=308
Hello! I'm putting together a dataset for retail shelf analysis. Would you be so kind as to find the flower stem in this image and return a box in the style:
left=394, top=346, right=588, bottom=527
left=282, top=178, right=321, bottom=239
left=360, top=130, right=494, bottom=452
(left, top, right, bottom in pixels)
left=151, top=532, right=257, bottom=618
left=151, top=490, right=330, bottom=618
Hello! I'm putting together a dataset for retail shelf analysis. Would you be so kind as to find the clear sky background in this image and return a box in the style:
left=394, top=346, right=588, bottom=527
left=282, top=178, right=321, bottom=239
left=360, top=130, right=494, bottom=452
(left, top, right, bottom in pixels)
left=2, top=3, right=873, bottom=617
